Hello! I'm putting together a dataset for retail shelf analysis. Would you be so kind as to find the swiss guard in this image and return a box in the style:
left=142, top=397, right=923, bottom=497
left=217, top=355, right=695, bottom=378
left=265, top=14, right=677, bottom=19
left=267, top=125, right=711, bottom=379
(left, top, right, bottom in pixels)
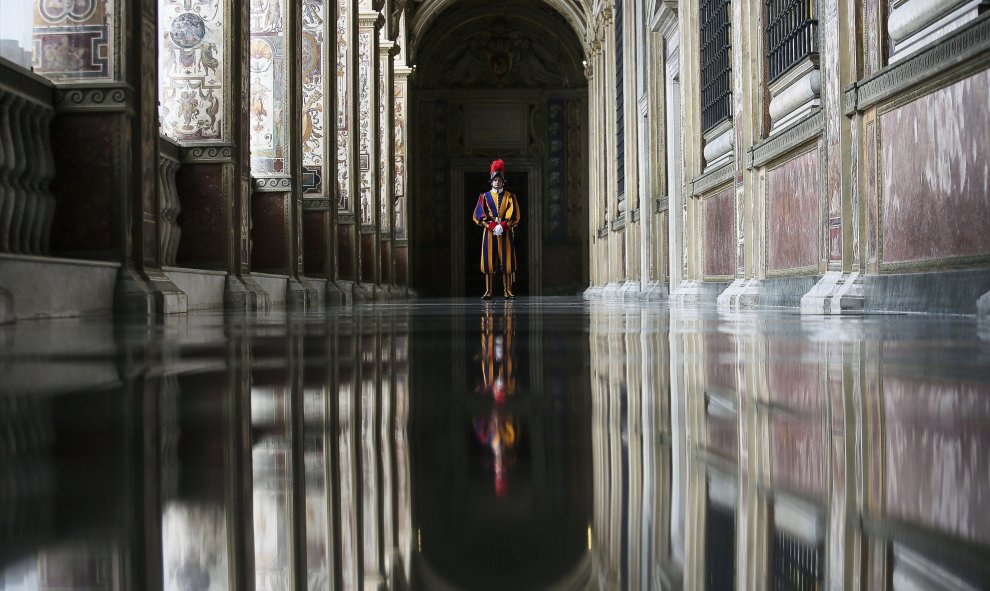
left=472, top=159, right=522, bottom=299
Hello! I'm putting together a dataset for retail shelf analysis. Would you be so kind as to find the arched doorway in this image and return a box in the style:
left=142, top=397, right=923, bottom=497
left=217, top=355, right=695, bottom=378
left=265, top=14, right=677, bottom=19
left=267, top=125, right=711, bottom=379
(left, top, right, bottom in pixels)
left=407, top=0, right=590, bottom=297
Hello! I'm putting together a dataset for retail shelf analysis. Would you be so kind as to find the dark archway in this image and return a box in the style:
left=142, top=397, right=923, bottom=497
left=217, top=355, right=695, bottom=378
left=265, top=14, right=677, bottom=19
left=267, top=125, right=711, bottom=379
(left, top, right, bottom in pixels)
left=408, top=0, right=589, bottom=297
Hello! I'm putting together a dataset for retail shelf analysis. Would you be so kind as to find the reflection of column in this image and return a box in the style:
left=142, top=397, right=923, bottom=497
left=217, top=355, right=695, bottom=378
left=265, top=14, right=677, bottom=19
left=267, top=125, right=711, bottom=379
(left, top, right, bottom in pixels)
left=359, top=314, right=383, bottom=584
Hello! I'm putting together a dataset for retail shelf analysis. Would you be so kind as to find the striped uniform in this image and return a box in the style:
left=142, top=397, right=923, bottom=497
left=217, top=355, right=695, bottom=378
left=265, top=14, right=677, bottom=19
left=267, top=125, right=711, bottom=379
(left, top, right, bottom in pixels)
left=472, top=189, right=521, bottom=274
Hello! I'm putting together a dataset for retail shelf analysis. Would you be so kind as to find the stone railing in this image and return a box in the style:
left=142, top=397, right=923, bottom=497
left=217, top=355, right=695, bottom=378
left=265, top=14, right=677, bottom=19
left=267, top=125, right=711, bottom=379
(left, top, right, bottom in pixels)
left=0, top=58, right=56, bottom=255
left=159, top=136, right=182, bottom=267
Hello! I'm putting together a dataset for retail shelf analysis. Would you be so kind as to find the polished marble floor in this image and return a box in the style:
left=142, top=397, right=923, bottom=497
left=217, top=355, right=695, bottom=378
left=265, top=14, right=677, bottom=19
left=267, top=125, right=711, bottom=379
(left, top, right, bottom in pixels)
left=1, top=298, right=988, bottom=590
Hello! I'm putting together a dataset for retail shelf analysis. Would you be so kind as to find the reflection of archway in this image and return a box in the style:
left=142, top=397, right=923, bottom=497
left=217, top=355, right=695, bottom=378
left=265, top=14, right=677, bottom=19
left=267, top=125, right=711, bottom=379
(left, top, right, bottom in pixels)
left=408, top=0, right=589, bottom=297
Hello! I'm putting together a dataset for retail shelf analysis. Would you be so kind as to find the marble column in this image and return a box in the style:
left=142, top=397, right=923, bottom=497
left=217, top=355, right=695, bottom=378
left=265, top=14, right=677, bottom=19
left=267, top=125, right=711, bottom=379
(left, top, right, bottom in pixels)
left=356, top=2, right=385, bottom=300
left=379, top=36, right=397, bottom=295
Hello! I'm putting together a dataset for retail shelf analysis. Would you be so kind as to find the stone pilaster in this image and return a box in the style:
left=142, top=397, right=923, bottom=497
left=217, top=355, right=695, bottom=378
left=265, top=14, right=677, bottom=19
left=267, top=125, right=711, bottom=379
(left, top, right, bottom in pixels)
left=379, top=39, right=396, bottom=295
left=355, top=3, right=386, bottom=300
left=336, top=0, right=361, bottom=299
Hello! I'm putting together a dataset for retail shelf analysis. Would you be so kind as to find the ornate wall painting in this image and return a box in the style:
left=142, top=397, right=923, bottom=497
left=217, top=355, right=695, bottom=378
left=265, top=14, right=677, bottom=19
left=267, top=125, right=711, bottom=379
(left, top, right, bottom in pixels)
left=249, top=0, right=288, bottom=174
left=393, top=81, right=407, bottom=238
left=159, top=0, right=225, bottom=142
left=378, top=53, right=389, bottom=231
left=32, top=0, right=115, bottom=80
left=357, top=31, right=373, bottom=224
left=336, top=0, right=350, bottom=210
left=302, top=0, right=325, bottom=194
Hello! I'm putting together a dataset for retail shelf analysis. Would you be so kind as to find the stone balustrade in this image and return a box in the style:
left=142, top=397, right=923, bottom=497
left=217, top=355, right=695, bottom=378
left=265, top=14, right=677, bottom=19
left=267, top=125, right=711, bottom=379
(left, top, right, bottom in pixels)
left=159, top=136, right=182, bottom=267
left=0, top=60, right=56, bottom=255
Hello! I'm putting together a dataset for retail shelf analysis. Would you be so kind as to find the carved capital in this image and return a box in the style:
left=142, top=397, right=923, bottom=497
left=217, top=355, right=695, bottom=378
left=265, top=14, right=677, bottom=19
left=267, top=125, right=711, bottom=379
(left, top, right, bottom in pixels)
left=182, top=144, right=235, bottom=163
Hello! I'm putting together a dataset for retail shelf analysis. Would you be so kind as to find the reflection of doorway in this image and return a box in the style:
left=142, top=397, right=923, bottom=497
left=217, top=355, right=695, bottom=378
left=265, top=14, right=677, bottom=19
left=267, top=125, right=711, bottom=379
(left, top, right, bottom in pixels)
left=463, top=172, right=529, bottom=297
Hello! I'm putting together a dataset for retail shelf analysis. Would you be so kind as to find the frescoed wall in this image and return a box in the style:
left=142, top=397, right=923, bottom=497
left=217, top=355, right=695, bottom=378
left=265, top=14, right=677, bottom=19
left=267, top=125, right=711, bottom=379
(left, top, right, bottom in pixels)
left=249, top=0, right=288, bottom=174
left=32, top=0, right=115, bottom=81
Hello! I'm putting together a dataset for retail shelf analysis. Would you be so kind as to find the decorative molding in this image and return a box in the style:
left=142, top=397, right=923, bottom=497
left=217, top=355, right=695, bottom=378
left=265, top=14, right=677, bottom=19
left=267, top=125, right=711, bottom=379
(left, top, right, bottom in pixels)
left=338, top=212, right=356, bottom=224
left=749, top=109, right=824, bottom=169
left=53, top=83, right=133, bottom=113
left=0, top=58, right=55, bottom=108
left=630, top=208, right=641, bottom=223
left=182, top=144, right=234, bottom=163
left=597, top=224, right=609, bottom=239
left=303, top=198, right=332, bottom=210
left=847, top=13, right=990, bottom=113
left=656, top=196, right=669, bottom=213
left=611, top=215, right=626, bottom=232
left=690, top=163, right=734, bottom=197
left=252, top=176, right=293, bottom=192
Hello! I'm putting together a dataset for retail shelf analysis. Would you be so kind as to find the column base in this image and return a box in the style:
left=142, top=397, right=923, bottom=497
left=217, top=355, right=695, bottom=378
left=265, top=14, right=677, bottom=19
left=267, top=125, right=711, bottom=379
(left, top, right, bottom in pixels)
left=978, top=290, right=990, bottom=319
left=225, top=274, right=272, bottom=311
left=642, top=280, right=669, bottom=301
left=716, top=278, right=761, bottom=312
left=618, top=281, right=643, bottom=300
left=801, top=272, right=864, bottom=315
left=351, top=281, right=374, bottom=302
left=286, top=277, right=319, bottom=310
left=146, top=268, right=189, bottom=315
left=582, top=285, right=605, bottom=300
left=0, top=286, right=12, bottom=324
left=321, top=280, right=347, bottom=305
left=669, top=280, right=726, bottom=307
left=115, top=267, right=158, bottom=321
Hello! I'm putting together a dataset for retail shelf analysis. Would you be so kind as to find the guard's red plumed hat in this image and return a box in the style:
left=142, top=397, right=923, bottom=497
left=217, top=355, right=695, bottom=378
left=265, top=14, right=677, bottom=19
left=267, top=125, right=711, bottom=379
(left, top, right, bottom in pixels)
left=489, top=159, right=505, bottom=181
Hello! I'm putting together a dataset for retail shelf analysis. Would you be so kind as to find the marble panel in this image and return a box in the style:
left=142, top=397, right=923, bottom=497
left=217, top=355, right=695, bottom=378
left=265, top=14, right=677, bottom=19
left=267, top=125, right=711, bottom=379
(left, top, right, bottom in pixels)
left=175, top=163, right=225, bottom=266
left=767, top=150, right=820, bottom=273
left=337, top=223, right=354, bottom=281
left=394, top=244, right=407, bottom=285
left=49, top=114, right=114, bottom=256
left=302, top=210, right=326, bottom=275
left=360, top=231, right=374, bottom=282
left=251, top=192, right=287, bottom=272
left=882, top=376, right=990, bottom=546
left=704, top=187, right=734, bottom=278
left=880, top=69, right=990, bottom=265
left=380, top=240, right=391, bottom=283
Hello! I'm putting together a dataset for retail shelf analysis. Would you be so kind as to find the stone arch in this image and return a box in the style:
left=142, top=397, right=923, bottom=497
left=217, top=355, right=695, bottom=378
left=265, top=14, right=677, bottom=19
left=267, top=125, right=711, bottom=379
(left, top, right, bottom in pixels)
left=408, top=0, right=590, bottom=60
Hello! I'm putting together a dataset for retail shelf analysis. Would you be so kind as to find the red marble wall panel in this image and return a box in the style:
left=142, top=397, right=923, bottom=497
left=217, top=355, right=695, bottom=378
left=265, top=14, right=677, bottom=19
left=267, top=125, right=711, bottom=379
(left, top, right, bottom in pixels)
left=380, top=240, right=391, bottom=283
left=768, top=150, right=820, bottom=272
left=251, top=193, right=287, bottom=272
left=882, top=376, right=990, bottom=546
left=395, top=245, right=407, bottom=285
left=770, top=415, right=826, bottom=497
left=360, top=232, right=375, bottom=283
left=767, top=340, right=821, bottom=411
left=704, top=187, right=735, bottom=278
left=175, top=164, right=225, bottom=267
left=50, top=114, right=115, bottom=257
left=302, top=210, right=326, bottom=276
left=337, top=224, right=354, bottom=281
left=880, top=69, right=990, bottom=264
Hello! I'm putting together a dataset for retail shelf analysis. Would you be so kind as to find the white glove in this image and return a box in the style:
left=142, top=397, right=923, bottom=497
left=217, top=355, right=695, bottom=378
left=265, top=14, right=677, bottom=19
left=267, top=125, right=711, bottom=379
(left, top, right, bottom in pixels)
left=493, top=224, right=504, bottom=236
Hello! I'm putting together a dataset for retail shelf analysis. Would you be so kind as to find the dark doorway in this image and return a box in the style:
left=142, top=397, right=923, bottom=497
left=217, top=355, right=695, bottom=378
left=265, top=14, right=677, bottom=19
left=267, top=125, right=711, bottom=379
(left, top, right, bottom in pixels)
left=464, top=172, right=529, bottom=298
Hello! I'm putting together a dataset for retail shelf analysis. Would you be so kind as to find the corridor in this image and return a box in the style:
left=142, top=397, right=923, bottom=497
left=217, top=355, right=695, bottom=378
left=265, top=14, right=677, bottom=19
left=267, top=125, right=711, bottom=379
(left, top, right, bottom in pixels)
left=1, top=299, right=988, bottom=590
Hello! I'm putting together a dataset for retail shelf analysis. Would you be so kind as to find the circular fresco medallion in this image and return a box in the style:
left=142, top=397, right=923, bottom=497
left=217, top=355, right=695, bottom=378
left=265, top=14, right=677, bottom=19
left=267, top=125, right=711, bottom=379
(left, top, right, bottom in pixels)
left=170, top=13, right=207, bottom=49
left=249, top=38, right=275, bottom=73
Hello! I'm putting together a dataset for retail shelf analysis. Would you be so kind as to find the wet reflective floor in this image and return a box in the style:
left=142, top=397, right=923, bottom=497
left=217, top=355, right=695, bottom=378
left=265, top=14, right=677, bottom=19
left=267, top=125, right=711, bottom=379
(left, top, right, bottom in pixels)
left=1, top=298, right=989, bottom=590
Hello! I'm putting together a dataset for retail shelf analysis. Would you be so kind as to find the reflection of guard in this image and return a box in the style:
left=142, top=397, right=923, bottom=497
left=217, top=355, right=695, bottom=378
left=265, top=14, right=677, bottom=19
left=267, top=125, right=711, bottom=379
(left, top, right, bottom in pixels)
left=472, top=159, right=521, bottom=299
left=478, top=303, right=516, bottom=404
left=473, top=302, right=519, bottom=497
left=473, top=410, right=518, bottom=498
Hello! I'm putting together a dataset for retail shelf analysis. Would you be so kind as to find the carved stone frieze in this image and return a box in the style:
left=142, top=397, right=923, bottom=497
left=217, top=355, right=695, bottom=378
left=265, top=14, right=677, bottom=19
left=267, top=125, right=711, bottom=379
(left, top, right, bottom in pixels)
left=253, top=175, right=293, bottom=192
left=182, top=144, right=234, bottom=163
left=54, top=84, right=132, bottom=113
left=848, top=13, right=990, bottom=113
left=749, top=109, right=824, bottom=169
